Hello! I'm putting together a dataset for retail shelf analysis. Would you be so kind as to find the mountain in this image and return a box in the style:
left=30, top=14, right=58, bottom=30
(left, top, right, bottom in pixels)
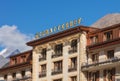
left=0, top=48, right=20, bottom=58
left=0, top=49, right=20, bottom=68
left=91, top=13, right=120, bottom=28
left=0, top=55, right=9, bottom=68
left=6, top=49, right=20, bottom=58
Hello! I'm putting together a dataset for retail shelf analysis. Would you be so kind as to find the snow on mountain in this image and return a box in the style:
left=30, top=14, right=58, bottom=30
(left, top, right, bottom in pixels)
left=0, top=48, right=20, bottom=58
left=6, top=49, right=20, bottom=58
left=0, top=48, right=7, bottom=56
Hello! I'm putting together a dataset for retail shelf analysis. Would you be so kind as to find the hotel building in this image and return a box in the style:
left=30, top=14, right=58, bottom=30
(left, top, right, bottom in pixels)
left=27, top=26, right=98, bottom=81
left=0, top=23, right=120, bottom=81
left=0, top=50, right=32, bottom=81
left=27, top=23, right=120, bottom=81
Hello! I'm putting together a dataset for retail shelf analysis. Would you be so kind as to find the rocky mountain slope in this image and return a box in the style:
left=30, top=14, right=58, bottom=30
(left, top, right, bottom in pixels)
left=91, top=13, right=120, bottom=28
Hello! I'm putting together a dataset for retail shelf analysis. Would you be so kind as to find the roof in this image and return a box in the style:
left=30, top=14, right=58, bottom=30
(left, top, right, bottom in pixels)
left=27, top=25, right=98, bottom=47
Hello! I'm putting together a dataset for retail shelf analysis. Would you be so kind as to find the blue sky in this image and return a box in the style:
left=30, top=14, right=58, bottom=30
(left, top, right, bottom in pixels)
left=0, top=0, right=120, bottom=52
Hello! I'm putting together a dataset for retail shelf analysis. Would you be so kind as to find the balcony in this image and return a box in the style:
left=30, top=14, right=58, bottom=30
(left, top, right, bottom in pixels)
left=39, top=57, right=46, bottom=61
left=51, top=53, right=62, bottom=58
left=81, top=56, right=120, bottom=70
left=51, top=69, right=62, bottom=75
left=68, top=47, right=77, bottom=54
left=39, top=71, right=46, bottom=78
left=12, top=76, right=32, bottom=81
left=68, top=65, right=77, bottom=72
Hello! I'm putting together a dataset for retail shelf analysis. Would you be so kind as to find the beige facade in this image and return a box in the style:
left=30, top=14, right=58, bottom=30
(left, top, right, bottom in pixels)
left=31, top=31, right=88, bottom=81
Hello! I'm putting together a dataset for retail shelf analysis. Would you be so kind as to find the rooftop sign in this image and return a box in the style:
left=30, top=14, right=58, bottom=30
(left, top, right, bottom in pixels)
left=35, top=18, right=82, bottom=39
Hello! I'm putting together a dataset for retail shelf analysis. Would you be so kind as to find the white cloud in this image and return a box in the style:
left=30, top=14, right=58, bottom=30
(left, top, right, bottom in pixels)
left=0, top=25, right=33, bottom=57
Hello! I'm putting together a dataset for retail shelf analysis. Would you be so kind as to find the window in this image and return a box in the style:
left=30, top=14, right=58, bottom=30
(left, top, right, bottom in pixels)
left=55, top=44, right=63, bottom=55
left=21, top=55, right=26, bottom=62
left=92, top=54, right=99, bottom=63
left=90, top=36, right=98, bottom=44
left=54, top=61, right=62, bottom=71
left=69, top=39, right=77, bottom=53
left=52, top=61, right=62, bottom=75
left=21, top=71, right=25, bottom=77
left=107, top=50, right=114, bottom=59
left=71, top=76, right=77, bottom=81
left=89, top=71, right=99, bottom=81
left=39, top=64, right=46, bottom=77
left=12, top=58, right=17, bottom=64
left=71, top=39, right=77, bottom=49
left=41, top=48, right=46, bottom=58
left=12, top=73, right=16, bottom=79
left=41, top=64, right=46, bottom=72
left=4, top=75, right=7, bottom=80
left=104, top=68, right=115, bottom=81
left=68, top=57, right=77, bottom=72
left=104, top=31, right=113, bottom=41
left=39, top=48, right=47, bottom=61
left=71, top=57, right=77, bottom=68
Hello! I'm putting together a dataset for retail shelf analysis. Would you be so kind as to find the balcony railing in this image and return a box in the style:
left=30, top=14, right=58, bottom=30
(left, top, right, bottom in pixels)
left=12, top=76, right=32, bottom=81
left=81, top=56, right=120, bottom=69
left=51, top=53, right=62, bottom=58
left=39, top=71, right=46, bottom=78
left=68, top=47, right=77, bottom=54
left=51, top=69, right=62, bottom=75
left=39, top=57, right=46, bottom=61
left=68, top=65, right=77, bottom=72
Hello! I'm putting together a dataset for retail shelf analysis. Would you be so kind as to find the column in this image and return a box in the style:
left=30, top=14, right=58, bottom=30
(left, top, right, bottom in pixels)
left=63, top=40, right=69, bottom=81
left=32, top=48, right=39, bottom=81
left=47, top=44, right=52, bottom=81
left=79, top=32, right=87, bottom=81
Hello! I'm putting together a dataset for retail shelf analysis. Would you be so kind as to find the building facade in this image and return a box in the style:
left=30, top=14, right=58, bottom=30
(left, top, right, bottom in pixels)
left=82, top=24, right=120, bottom=81
left=27, top=26, right=97, bottom=81
left=0, top=50, right=32, bottom=81
left=0, top=23, right=120, bottom=81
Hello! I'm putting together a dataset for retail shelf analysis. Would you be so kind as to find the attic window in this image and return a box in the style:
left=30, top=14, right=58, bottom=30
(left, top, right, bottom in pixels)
left=104, top=31, right=113, bottom=41
left=90, top=35, right=98, bottom=44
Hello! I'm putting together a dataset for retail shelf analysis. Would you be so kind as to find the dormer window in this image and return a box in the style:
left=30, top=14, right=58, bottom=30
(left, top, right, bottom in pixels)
left=21, top=55, right=26, bottom=63
left=12, top=58, right=17, bottom=65
left=104, top=31, right=113, bottom=41
left=90, top=36, right=98, bottom=45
